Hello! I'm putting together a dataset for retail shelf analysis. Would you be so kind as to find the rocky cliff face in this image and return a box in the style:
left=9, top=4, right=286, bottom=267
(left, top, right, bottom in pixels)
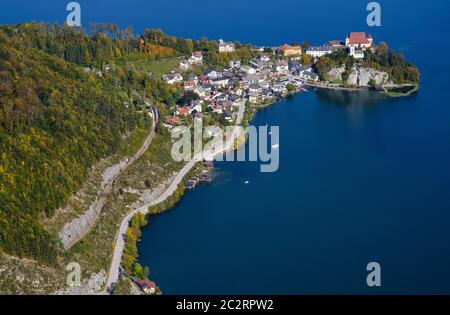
left=328, top=67, right=390, bottom=86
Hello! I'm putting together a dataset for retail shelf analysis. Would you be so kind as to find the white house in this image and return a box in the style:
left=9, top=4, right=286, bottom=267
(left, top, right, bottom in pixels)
left=205, top=126, right=222, bottom=137
left=271, top=82, right=288, bottom=94
left=241, top=65, right=256, bottom=75
left=305, top=46, right=333, bottom=58
left=194, top=86, right=206, bottom=97
left=299, top=70, right=319, bottom=81
left=211, top=77, right=230, bottom=88
left=189, top=51, right=203, bottom=64
left=179, top=60, right=190, bottom=70
left=242, top=74, right=259, bottom=85
left=349, top=46, right=364, bottom=59
left=205, top=69, right=220, bottom=79
left=248, top=90, right=261, bottom=104
left=229, top=60, right=241, bottom=68
left=163, top=73, right=183, bottom=84
left=275, top=61, right=289, bottom=75
left=248, top=83, right=263, bottom=95
left=260, top=54, right=271, bottom=62
left=189, top=100, right=203, bottom=114
left=218, top=39, right=235, bottom=53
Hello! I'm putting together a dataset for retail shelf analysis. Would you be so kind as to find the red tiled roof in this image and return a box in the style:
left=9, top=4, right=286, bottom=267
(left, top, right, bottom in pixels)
left=280, top=44, right=301, bottom=51
left=137, top=279, right=156, bottom=289
left=177, top=107, right=189, bottom=115
left=166, top=116, right=181, bottom=125
left=347, top=32, right=370, bottom=45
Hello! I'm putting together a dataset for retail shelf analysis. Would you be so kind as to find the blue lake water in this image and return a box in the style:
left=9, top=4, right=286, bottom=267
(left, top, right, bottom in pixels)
left=3, top=0, right=450, bottom=294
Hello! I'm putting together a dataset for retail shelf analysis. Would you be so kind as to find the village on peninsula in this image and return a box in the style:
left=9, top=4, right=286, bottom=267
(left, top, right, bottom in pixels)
left=158, top=31, right=419, bottom=130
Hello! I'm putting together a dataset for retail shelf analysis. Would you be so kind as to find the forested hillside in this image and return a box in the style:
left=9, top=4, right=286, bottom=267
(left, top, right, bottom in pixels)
left=0, top=24, right=153, bottom=263
left=0, top=22, right=256, bottom=265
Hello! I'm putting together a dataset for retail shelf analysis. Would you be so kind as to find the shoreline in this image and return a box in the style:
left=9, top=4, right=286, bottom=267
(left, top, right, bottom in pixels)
left=304, top=82, right=419, bottom=96
left=105, top=99, right=247, bottom=292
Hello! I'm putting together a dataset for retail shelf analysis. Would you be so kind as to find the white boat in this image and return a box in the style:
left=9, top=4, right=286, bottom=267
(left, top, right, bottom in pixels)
left=272, top=144, right=279, bottom=149
left=244, top=180, right=249, bottom=184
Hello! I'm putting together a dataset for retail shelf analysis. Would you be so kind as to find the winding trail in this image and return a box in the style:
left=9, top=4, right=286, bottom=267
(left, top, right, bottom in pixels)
left=105, top=98, right=247, bottom=291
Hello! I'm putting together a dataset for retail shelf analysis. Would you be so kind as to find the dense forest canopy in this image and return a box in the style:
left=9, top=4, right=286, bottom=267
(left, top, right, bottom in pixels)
left=0, top=23, right=155, bottom=263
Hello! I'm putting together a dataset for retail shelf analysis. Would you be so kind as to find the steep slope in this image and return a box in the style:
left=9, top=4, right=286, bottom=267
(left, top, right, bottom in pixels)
left=0, top=26, right=146, bottom=263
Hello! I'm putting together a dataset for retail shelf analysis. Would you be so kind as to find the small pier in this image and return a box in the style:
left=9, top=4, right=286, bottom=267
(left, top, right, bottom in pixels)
left=185, top=169, right=213, bottom=190
left=184, top=179, right=197, bottom=190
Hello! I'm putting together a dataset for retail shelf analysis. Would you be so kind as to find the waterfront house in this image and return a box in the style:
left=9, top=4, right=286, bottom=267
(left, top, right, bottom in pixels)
left=262, top=88, right=274, bottom=100
left=300, top=70, right=319, bottom=81
left=248, top=90, right=261, bottom=104
left=288, top=61, right=311, bottom=75
left=272, top=82, right=288, bottom=94
left=136, top=279, right=156, bottom=295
